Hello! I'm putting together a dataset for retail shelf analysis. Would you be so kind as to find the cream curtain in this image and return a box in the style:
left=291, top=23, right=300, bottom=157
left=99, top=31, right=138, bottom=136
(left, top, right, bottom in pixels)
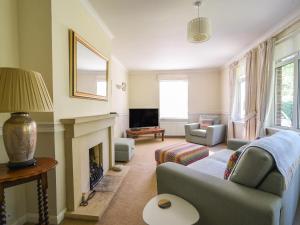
left=256, top=38, right=275, bottom=137
left=244, top=38, right=275, bottom=139
left=227, top=62, right=238, bottom=139
left=244, top=50, right=258, bottom=140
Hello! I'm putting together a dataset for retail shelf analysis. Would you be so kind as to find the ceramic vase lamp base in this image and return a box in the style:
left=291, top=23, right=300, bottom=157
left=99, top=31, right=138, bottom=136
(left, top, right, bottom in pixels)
left=3, top=112, right=37, bottom=170
left=7, top=158, right=37, bottom=169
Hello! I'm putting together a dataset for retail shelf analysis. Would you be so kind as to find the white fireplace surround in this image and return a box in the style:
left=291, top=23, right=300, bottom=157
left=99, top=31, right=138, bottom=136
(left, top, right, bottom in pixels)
left=61, top=114, right=116, bottom=212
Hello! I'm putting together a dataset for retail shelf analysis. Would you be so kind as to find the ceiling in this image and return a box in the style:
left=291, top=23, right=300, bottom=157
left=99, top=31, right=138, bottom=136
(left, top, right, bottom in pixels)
left=89, top=0, right=300, bottom=71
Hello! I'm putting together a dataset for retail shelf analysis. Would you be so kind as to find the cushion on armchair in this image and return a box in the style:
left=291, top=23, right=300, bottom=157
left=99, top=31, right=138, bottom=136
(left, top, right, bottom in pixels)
left=229, top=147, right=274, bottom=187
left=199, top=116, right=221, bottom=125
left=190, top=129, right=207, bottom=137
left=199, top=119, right=214, bottom=130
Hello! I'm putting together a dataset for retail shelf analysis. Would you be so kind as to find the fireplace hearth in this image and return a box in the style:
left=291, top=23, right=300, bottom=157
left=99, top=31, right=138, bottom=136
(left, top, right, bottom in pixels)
left=89, top=144, right=103, bottom=190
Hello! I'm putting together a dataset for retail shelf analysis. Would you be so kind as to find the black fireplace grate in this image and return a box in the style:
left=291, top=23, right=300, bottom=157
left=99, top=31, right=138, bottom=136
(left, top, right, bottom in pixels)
left=89, top=148, right=104, bottom=190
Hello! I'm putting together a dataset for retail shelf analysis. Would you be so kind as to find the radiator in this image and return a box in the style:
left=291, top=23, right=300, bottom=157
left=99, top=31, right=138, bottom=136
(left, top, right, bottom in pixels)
left=160, top=120, right=187, bottom=136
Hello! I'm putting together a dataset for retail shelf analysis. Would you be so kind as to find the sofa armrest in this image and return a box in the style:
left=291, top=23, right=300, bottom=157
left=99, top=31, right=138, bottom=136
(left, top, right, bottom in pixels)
left=156, top=163, right=281, bottom=225
left=227, top=138, right=250, bottom=150
left=206, top=124, right=226, bottom=146
left=185, top=123, right=200, bottom=135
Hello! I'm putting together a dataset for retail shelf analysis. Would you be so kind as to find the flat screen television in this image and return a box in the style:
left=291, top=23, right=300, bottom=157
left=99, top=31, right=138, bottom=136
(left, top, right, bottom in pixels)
left=129, top=108, right=159, bottom=128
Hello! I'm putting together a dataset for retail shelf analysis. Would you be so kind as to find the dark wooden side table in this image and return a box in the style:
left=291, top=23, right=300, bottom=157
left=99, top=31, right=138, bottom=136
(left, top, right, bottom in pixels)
left=0, top=157, right=57, bottom=225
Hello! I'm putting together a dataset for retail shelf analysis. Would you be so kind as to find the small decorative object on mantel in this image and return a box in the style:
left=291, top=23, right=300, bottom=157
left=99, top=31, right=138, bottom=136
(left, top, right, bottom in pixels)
left=0, top=68, right=53, bottom=169
left=158, top=199, right=171, bottom=209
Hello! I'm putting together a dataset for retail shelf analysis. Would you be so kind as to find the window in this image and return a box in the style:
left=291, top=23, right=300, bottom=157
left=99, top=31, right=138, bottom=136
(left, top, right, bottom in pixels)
left=233, top=60, right=246, bottom=121
left=237, top=73, right=246, bottom=120
left=159, top=80, right=188, bottom=119
left=97, top=81, right=106, bottom=96
left=275, top=54, right=299, bottom=128
left=273, top=28, right=300, bottom=128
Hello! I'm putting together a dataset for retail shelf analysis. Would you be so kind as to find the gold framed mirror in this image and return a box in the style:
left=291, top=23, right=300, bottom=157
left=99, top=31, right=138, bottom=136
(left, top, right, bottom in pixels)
left=69, top=30, right=109, bottom=100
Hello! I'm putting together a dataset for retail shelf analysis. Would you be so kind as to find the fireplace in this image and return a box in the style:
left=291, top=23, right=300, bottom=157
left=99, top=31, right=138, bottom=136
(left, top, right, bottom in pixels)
left=61, top=113, right=116, bottom=211
left=89, top=144, right=104, bottom=190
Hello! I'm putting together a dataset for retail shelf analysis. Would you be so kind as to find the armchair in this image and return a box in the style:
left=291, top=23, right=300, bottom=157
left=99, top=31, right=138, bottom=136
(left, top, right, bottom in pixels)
left=185, top=119, right=226, bottom=146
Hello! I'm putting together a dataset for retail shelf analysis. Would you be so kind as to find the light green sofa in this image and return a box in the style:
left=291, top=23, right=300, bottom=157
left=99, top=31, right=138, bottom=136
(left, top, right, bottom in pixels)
left=156, top=139, right=300, bottom=225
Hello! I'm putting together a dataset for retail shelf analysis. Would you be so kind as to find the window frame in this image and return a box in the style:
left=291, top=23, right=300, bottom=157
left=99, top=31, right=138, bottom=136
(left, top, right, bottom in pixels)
left=274, top=51, right=300, bottom=128
left=233, top=60, right=246, bottom=122
left=159, top=79, right=189, bottom=120
left=237, top=75, right=246, bottom=121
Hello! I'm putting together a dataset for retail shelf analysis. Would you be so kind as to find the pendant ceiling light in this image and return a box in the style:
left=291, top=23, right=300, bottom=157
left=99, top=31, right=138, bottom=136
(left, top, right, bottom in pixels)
left=187, top=0, right=211, bottom=43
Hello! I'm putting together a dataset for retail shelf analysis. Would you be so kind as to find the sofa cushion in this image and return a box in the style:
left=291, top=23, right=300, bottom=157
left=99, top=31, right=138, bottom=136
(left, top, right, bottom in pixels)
left=230, top=147, right=274, bottom=187
left=258, top=170, right=285, bottom=196
left=191, top=129, right=207, bottom=137
left=210, top=149, right=234, bottom=163
left=224, top=149, right=244, bottom=180
left=188, top=158, right=227, bottom=179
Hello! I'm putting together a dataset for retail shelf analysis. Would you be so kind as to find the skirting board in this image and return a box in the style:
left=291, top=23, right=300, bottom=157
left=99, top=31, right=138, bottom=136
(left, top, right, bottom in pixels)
left=25, top=208, right=66, bottom=225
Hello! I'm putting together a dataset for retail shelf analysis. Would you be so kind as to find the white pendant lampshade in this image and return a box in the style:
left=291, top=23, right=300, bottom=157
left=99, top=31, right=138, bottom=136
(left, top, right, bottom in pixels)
left=187, top=17, right=211, bottom=43
left=187, top=1, right=211, bottom=43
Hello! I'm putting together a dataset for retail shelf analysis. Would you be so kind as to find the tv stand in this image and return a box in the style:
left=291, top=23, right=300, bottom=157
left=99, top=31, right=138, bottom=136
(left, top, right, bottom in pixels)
left=130, top=128, right=141, bottom=131
left=126, top=127, right=165, bottom=141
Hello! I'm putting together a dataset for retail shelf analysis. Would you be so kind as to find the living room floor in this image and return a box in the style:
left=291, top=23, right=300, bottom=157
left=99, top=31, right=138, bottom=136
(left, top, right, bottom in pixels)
left=60, top=137, right=300, bottom=225
left=60, top=137, right=224, bottom=225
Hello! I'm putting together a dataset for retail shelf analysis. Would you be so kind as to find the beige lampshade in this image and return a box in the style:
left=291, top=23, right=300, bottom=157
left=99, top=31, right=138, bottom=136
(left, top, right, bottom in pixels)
left=0, top=68, right=53, bottom=112
left=187, top=17, right=211, bottom=43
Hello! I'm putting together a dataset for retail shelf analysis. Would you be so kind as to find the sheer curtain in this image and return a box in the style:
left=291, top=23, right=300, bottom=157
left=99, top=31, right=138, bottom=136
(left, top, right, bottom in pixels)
left=244, top=49, right=258, bottom=140
left=256, top=38, right=275, bottom=137
left=228, top=62, right=238, bottom=139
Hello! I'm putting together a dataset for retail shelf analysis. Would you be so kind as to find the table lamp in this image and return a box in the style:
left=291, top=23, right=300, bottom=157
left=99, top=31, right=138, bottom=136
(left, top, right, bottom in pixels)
left=0, top=68, right=53, bottom=169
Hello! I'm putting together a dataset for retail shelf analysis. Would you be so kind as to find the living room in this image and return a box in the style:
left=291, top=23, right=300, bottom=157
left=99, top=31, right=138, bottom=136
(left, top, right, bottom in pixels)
left=1, top=0, right=300, bottom=225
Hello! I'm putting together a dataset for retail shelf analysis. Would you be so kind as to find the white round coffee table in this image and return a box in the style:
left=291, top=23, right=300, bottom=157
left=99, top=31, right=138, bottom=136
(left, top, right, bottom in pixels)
left=143, top=194, right=199, bottom=225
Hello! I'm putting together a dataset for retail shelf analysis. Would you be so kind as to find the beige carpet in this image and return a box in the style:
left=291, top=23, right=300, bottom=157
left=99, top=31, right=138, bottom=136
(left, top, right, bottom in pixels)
left=60, top=137, right=300, bottom=225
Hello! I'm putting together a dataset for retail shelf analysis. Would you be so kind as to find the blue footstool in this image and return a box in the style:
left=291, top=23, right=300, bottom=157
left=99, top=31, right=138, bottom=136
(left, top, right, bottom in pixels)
left=115, top=138, right=135, bottom=162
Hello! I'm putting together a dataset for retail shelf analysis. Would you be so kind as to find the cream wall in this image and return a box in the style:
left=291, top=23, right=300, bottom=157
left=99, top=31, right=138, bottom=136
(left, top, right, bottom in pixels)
left=0, top=1, right=29, bottom=225
left=111, top=56, right=129, bottom=137
left=129, top=69, right=222, bottom=118
left=0, top=0, right=19, bottom=67
left=50, top=0, right=113, bottom=219
left=0, top=0, right=19, bottom=125
left=188, top=69, right=222, bottom=114
left=51, top=0, right=112, bottom=122
left=18, top=0, right=54, bottom=123
left=50, top=0, right=129, bottom=219
left=16, top=1, right=59, bottom=223
left=129, top=71, right=159, bottom=108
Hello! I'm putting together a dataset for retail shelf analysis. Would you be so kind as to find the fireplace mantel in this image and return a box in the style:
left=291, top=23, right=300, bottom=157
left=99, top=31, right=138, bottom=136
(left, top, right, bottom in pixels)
left=61, top=114, right=116, bottom=125
left=61, top=113, right=116, bottom=211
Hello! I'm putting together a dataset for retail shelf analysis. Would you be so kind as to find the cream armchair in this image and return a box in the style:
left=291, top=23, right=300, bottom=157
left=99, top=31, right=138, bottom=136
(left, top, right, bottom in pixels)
left=185, top=119, right=226, bottom=146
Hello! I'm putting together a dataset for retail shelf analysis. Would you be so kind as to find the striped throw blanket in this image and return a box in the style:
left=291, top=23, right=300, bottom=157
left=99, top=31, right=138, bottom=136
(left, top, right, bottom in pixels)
left=155, top=142, right=209, bottom=166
